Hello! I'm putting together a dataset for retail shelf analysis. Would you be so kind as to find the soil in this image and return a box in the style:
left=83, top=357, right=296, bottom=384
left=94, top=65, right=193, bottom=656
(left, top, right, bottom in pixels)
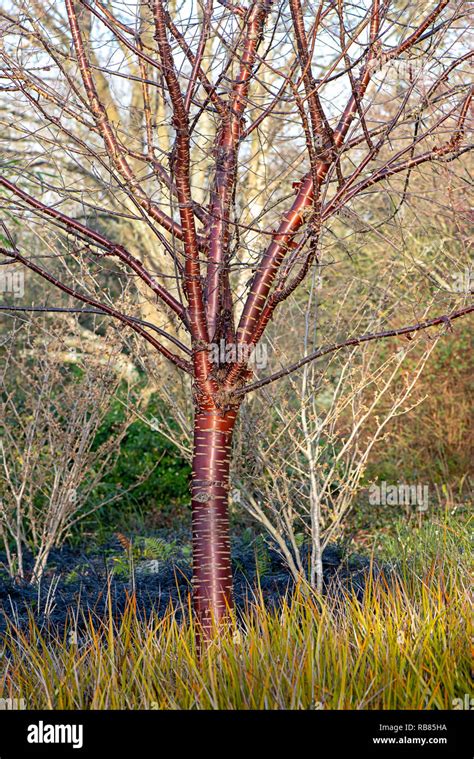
left=0, top=531, right=382, bottom=637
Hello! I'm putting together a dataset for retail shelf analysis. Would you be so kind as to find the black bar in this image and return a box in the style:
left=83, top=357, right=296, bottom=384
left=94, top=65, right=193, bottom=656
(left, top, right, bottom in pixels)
left=0, top=709, right=471, bottom=758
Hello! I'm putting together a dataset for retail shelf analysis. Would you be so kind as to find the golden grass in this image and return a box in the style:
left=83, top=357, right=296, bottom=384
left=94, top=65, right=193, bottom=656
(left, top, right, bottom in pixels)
left=0, top=547, right=470, bottom=710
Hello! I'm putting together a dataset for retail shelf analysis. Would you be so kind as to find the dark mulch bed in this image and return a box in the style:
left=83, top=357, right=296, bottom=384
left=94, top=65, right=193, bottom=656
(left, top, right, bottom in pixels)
left=0, top=531, right=383, bottom=638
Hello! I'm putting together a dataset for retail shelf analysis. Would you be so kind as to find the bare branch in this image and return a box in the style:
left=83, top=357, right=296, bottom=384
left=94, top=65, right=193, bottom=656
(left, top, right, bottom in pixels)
left=236, top=306, right=474, bottom=396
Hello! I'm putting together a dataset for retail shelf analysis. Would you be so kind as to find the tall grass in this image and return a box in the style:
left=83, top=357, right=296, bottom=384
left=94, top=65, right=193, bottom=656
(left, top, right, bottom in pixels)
left=0, top=533, right=470, bottom=711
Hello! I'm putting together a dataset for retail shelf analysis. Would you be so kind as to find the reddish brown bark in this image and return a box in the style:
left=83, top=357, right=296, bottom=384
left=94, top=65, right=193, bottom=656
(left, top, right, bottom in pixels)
left=191, top=406, right=239, bottom=633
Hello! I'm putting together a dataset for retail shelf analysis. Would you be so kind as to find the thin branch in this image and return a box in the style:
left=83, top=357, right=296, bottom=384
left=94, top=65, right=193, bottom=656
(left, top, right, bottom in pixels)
left=0, top=305, right=191, bottom=355
left=236, top=306, right=474, bottom=396
left=0, top=246, right=192, bottom=372
left=65, top=0, right=198, bottom=246
left=0, top=176, right=187, bottom=323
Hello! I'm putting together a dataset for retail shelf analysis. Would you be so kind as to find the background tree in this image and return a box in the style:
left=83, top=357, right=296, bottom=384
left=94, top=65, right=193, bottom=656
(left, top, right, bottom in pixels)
left=0, top=0, right=472, bottom=634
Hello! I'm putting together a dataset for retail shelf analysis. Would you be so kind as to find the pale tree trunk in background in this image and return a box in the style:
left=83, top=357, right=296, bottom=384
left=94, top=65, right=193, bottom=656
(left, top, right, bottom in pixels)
left=236, top=74, right=270, bottom=316
left=191, top=7, right=215, bottom=208
left=301, top=383, right=324, bottom=593
left=302, top=276, right=324, bottom=592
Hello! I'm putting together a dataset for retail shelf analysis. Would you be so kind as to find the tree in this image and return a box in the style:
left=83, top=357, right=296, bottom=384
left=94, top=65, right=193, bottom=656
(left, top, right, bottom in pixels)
left=0, top=0, right=472, bottom=634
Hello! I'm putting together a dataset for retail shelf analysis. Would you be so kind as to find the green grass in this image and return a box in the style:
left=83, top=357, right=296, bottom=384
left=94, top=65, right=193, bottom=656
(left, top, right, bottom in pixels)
left=0, top=516, right=470, bottom=710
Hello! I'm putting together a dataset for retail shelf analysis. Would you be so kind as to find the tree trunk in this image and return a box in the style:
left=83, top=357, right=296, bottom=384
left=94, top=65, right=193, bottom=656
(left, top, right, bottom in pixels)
left=191, top=406, right=238, bottom=634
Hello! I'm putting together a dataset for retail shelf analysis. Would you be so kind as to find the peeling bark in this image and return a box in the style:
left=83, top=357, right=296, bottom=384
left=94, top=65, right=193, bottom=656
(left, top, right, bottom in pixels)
left=191, top=406, right=239, bottom=632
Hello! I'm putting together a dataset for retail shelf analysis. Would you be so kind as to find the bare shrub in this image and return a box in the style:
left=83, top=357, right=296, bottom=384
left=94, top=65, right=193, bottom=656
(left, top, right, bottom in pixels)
left=234, top=279, right=440, bottom=591
left=0, top=319, right=137, bottom=581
